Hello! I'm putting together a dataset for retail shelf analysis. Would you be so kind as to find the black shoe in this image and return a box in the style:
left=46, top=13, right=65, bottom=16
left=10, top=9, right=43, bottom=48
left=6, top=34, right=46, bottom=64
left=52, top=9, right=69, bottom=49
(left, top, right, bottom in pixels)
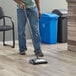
left=19, top=51, right=26, bottom=55
left=34, top=51, right=44, bottom=57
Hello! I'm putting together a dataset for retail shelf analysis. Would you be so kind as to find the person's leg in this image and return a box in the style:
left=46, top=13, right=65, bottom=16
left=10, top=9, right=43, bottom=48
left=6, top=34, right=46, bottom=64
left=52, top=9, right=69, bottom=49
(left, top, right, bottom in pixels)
left=17, top=8, right=27, bottom=55
left=26, top=7, right=43, bottom=57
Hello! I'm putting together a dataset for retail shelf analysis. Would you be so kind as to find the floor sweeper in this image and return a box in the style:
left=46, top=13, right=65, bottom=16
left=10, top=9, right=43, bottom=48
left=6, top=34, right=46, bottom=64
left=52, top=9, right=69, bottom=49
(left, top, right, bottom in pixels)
left=24, top=10, right=48, bottom=65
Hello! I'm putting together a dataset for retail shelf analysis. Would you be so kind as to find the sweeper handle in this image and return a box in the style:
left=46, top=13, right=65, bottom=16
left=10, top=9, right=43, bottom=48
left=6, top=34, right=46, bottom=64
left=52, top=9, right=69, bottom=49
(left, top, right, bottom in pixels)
left=24, top=9, right=48, bottom=65
left=24, top=10, right=41, bottom=59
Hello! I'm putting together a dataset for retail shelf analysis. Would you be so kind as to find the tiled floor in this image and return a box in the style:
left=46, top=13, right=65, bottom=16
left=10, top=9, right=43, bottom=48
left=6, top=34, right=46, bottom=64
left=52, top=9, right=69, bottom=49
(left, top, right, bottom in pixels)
left=0, top=40, right=76, bottom=76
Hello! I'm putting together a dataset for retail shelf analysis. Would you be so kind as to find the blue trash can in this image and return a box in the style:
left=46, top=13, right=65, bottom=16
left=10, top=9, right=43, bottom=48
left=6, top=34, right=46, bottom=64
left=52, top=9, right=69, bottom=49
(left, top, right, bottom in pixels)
left=39, top=13, right=59, bottom=44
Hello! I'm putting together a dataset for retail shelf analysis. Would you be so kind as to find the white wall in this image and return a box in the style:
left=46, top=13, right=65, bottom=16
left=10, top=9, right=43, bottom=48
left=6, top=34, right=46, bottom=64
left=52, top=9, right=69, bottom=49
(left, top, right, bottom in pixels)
left=0, top=0, right=18, bottom=41
left=40, top=0, right=67, bottom=12
left=0, top=0, right=67, bottom=41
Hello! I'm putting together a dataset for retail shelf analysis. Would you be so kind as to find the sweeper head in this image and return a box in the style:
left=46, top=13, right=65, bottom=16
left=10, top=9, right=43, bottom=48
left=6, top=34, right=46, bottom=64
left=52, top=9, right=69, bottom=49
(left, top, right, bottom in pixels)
left=29, top=54, right=48, bottom=65
left=29, top=58, right=48, bottom=65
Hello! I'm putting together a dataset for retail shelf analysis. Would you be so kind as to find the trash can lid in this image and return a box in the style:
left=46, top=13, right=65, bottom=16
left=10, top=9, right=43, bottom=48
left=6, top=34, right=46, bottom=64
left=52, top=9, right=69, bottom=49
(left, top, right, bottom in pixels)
left=59, top=9, right=67, bottom=14
left=41, top=13, right=59, bottom=18
left=66, top=0, right=76, bottom=2
left=52, top=9, right=68, bottom=17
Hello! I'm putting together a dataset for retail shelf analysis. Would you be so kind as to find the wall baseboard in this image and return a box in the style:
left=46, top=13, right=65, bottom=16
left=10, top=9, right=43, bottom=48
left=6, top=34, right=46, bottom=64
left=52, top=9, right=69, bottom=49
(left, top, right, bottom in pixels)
left=0, top=39, right=32, bottom=45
